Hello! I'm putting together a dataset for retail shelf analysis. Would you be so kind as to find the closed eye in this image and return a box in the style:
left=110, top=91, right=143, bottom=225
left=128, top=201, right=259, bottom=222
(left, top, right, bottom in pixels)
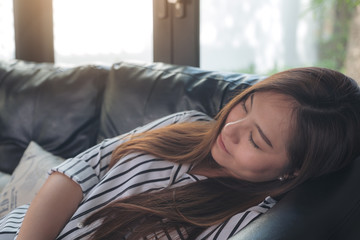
left=241, top=94, right=253, bottom=114
left=249, top=131, right=260, bottom=149
left=241, top=101, right=248, bottom=113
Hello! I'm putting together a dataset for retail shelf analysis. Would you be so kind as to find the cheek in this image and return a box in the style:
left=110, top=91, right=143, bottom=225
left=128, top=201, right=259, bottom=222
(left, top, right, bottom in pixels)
left=234, top=151, right=263, bottom=170
left=231, top=150, right=278, bottom=177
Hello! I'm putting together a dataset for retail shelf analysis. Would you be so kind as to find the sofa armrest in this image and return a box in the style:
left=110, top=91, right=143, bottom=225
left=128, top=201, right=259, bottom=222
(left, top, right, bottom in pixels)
left=231, top=156, right=360, bottom=240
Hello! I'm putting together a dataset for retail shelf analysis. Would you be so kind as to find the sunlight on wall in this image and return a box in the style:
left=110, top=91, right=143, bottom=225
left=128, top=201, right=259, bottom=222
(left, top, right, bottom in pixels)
left=0, top=0, right=15, bottom=60
left=53, top=0, right=153, bottom=65
left=200, top=0, right=317, bottom=74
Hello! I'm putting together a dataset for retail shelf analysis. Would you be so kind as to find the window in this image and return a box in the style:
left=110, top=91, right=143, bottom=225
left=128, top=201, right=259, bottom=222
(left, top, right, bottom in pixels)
left=200, top=0, right=317, bottom=74
left=0, top=0, right=15, bottom=60
left=53, top=0, right=153, bottom=65
left=153, top=0, right=199, bottom=67
left=6, top=0, right=359, bottom=83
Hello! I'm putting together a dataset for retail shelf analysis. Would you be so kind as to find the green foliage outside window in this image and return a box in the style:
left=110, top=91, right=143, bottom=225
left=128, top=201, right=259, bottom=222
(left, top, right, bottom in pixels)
left=311, top=0, right=360, bottom=72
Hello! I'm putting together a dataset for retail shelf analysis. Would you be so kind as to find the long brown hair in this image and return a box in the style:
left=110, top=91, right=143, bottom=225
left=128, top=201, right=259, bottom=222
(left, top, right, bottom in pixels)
left=85, top=67, right=360, bottom=239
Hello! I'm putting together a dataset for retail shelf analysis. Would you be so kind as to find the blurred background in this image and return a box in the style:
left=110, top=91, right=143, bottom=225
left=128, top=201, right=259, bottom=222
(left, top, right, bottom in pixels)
left=0, top=0, right=359, bottom=81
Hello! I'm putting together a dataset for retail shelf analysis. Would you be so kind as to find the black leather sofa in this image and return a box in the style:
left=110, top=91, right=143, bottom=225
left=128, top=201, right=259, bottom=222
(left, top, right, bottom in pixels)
left=0, top=60, right=359, bottom=239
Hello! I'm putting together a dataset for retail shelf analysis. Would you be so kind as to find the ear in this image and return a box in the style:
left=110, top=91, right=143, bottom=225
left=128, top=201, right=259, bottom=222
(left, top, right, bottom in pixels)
left=292, top=169, right=300, bottom=177
left=286, top=169, right=300, bottom=179
left=279, top=169, right=300, bottom=181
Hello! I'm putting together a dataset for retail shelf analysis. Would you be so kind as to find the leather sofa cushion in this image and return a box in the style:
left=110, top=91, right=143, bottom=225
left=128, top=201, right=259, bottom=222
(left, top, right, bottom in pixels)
left=0, top=60, right=109, bottom=173
left=99, top=61, right=264, bottom=140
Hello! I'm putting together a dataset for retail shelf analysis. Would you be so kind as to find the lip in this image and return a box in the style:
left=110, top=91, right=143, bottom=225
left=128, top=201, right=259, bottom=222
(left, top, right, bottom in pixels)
left=218, top=133, right=230, bottom=154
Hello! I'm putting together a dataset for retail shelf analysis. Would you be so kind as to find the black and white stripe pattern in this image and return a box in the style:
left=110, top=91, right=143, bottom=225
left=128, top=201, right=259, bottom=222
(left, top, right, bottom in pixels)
left=0, top=111, right=276, bottom=239
left=0, top=205, right=28, bottom=238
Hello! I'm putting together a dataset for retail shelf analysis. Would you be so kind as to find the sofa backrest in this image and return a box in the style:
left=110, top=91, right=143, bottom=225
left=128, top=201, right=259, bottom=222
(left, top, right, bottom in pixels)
left=0, top=60, right=263, bottom=173
left=99, top=61, right=263, bottom=141
left=0, top=60, right=109, bottom=173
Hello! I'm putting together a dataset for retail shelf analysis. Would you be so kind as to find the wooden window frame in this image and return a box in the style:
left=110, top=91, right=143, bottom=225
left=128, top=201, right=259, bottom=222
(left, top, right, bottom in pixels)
left=13, top=0, right=199, bottom=66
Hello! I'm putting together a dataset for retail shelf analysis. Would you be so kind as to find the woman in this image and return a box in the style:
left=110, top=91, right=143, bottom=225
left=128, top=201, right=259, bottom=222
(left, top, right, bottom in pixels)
left=1, top=67, right=360, bottom=239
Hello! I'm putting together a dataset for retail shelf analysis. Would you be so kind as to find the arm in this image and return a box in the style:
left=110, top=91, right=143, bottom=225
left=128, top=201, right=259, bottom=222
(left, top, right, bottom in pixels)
left=16, top=136, right=128, bottom=239
left=17, top=172, right=82, bottom=240
left=17, top=111, right=210, bottom=239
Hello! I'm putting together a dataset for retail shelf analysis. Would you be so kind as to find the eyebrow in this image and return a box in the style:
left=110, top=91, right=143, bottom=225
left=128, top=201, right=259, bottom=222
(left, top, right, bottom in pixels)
left=255, top=124, right=273, bottom=148
left=250, top=93, right=254, bottom=107
left=250, top=94, right=273, bottom=148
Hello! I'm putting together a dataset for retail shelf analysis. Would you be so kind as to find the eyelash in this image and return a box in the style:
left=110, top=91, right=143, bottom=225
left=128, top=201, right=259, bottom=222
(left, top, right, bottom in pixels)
left=242, top=98, right=260, bottom=149
left=241, top=101, right=248, bottom=113
left=249, top=132, right=260, bottom=149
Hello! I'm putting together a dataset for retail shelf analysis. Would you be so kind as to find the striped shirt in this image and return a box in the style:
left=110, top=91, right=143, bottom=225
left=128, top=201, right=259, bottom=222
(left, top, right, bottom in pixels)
left=0, top=111, right=276, bottom=239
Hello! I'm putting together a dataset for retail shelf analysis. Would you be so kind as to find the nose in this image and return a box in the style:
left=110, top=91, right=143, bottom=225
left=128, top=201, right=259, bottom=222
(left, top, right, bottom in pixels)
left=223, top=119, right=247, bottom=144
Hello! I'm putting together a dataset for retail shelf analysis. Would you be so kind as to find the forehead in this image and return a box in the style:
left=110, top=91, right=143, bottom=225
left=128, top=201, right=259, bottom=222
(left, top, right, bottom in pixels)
left=252, top=91, right=295, bottom=149
left=252, top=91, right=294, bottom=107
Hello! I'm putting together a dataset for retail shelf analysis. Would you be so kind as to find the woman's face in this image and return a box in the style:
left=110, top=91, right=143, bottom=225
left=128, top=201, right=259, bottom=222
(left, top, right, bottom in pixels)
left=211, top=91, right=295, bottom=182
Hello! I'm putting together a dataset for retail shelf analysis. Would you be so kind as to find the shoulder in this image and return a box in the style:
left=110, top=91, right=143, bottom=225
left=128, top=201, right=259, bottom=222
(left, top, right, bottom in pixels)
left=164, top=110, right=213, bottom=124
left=134, top=110, right=212, bottom=134
left=198, top=197, right=277, bottom=239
